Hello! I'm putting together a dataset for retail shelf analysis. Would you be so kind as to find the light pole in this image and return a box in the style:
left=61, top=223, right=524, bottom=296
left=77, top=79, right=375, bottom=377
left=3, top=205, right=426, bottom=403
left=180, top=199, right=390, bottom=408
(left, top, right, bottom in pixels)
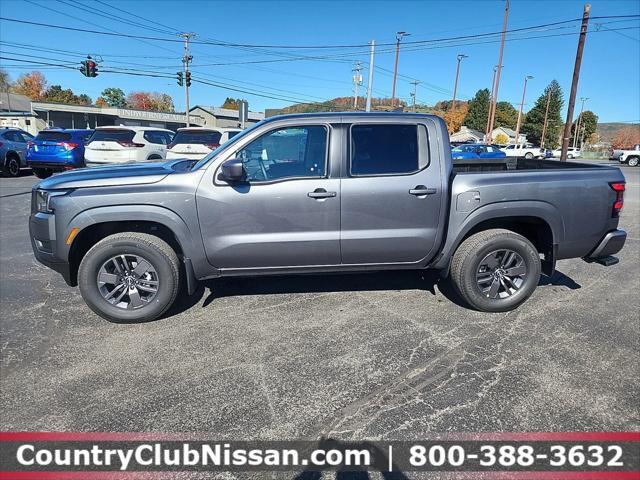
left=515, top=75, right=533, bottom=146
left=485, top=65, right=499, bottom=139
left=391, top=31, right=410, bottom=108
left=573, top=96, right=589, bottom=148
left=451, top=53, right=468, bottom=112
left=486, top=0, right=510, bottom=143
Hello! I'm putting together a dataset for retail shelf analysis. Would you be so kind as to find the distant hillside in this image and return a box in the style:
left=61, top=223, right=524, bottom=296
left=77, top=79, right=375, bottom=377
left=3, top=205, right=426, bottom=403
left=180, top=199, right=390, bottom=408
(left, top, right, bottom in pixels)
left=266, top=96, right=407, bottom=117
left=597, top=123, right=639, bottom=143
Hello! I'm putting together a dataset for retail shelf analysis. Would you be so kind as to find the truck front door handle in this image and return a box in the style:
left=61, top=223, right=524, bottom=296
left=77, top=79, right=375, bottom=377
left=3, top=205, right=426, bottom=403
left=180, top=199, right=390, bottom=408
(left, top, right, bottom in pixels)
left=409, top=186, right=437, bottom=196
left=308, top=188, right=337, bottom=199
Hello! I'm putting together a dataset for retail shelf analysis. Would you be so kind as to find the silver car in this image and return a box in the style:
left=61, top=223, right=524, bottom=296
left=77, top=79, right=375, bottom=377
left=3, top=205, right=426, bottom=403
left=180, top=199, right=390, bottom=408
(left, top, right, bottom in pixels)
left=1, top=127, right=34, bottom=177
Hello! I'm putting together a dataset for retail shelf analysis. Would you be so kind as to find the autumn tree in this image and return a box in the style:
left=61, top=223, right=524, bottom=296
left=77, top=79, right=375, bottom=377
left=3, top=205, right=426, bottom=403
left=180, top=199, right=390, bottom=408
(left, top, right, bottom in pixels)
left=494, top=133, right=509, bottom=145
left=126, top=91, right=174, bottom=112
left=11, top=71, right=47, bottom=100
left=221, top=97, right=242, bottom=110
left=611, top=125, right=640, bottom=149
left=464, top=89, right=490, bottom=132
left=443, top=103, right=469, bottom=133
left=97, top=87, right=126, bottom=107
left=521, top=80, right=564, bottom=148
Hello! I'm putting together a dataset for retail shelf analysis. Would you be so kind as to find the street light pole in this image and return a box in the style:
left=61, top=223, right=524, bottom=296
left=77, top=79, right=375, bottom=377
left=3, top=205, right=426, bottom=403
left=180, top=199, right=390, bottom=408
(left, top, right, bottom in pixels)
left=451, top=53, right=468, bottom=112
left=515, top=75, right=533, bottom=146
left=391, top=31, right=409, bottom=108
left=179, top=32, right=195, bottom=127
left=573, top=96, right=589, bottom=148
left=365, top=40, right=375, bottom=112
left=485, top=65, right=498, bottom=139
left=486, top=0, right=510, bottom=143
left=540, top=89, right=552, bottom=149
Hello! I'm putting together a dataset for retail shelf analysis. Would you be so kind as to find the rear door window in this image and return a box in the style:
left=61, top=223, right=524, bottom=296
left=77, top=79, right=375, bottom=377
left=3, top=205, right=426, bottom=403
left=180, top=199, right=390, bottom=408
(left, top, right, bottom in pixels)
left=35, top=131, right=72, bottom=142
left=89, top=129, right=135, bottom=143
left=172, top=130, right=222, bottom=145
left=350, top=124, right=427, bottom=176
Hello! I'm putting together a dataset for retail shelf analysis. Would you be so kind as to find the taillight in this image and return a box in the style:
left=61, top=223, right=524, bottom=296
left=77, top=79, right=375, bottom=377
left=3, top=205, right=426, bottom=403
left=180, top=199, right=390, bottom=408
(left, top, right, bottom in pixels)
left=117, top=140, right=145, bottom=148
left=59, top=142, right=79, bottom=151
left=205, top=143, right=220, bottom=150
left=610, top=182, right=625, bottom=217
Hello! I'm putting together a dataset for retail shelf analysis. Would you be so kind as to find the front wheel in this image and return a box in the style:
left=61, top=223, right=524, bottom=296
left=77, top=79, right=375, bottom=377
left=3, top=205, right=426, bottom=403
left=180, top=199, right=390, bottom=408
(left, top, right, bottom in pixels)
left=524, top=152, right=534, bottom=159
left=450, top=229, right=541, bottom=312
left=628, top=156, right=639, bottom=167
left=78, top=233, right=181, bottom=323
left=3, top=155, right=21, bottom=177
left=32, top=168, right=53, bottom=179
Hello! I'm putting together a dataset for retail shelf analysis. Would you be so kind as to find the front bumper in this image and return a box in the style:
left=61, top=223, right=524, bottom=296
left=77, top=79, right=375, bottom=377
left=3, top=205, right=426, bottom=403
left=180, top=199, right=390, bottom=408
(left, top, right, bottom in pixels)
left=29, top=212, right=74, bottom=286
left=586, top=229, right=627, bottom=259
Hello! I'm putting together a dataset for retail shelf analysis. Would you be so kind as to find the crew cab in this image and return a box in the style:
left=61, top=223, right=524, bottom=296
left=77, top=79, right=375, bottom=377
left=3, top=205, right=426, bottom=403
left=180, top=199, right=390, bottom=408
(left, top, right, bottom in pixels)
left=29, top=113, right=627, bottom=323
left=618, top=144, right=640, bottom=167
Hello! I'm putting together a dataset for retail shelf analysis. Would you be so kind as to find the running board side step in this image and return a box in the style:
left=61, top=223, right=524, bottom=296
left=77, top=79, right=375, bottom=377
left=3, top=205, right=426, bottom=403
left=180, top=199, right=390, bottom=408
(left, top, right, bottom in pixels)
left=583, top=255, right=619, bottom=266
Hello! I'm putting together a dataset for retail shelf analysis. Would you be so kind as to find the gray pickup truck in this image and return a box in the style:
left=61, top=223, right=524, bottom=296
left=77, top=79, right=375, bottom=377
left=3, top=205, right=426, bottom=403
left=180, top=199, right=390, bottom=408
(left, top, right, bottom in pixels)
left=29, top=113, right=627, bottom=322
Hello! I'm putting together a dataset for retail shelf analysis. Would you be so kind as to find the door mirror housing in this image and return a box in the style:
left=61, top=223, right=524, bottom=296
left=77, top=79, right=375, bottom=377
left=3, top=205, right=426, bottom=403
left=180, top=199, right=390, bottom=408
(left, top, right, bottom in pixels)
left=219, top=158, right=245, bottom=182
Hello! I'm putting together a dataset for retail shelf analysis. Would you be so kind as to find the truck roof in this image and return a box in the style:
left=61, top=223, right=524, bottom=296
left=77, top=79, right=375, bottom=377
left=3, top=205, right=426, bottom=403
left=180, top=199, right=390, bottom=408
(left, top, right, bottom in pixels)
left=263, top=111, right=442, bottom=123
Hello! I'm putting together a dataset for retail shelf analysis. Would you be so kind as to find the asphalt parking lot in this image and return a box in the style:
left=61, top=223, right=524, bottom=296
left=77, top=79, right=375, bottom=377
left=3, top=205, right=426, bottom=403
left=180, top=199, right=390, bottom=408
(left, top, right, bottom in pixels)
left=1, top=165, right=639, bottom=442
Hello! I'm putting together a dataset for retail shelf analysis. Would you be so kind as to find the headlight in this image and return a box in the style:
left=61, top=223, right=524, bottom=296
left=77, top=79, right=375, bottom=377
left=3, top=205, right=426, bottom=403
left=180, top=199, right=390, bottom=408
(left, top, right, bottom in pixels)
left=33, top=190, right=70, bottom=213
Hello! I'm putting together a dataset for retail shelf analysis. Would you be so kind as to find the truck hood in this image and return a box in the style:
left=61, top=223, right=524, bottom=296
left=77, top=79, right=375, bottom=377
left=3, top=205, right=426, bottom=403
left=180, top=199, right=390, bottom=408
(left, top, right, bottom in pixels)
left=35, top=161, right=177, bottom=190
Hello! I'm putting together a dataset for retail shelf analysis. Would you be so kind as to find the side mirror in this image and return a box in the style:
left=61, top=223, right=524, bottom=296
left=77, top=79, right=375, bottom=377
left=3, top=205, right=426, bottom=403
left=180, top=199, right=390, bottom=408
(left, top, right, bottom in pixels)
left=219, top=158, right=245, bottom=182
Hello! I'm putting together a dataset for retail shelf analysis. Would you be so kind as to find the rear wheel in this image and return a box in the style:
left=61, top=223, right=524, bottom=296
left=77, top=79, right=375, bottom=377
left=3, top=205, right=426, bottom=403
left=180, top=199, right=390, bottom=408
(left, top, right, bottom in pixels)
left=450, top=229, right=541, bottom=312
left=524, top=152, right=534, bottom=159
left=32, top=168, right=53, bottom=179
left=78, top=233, right=180, bottom=323
left=3, top=154, right=21, bottom=177
left=567, top=154, right=574, bottom=159
left=628, top=156, right=639, bottom=167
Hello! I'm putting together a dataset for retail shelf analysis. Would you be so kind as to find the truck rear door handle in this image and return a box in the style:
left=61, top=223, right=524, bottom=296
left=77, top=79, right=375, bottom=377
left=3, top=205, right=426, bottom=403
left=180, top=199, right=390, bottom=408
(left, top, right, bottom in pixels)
left=409, top=186, right=437, bottom=196
left=308, top=188, right=337, bottom=199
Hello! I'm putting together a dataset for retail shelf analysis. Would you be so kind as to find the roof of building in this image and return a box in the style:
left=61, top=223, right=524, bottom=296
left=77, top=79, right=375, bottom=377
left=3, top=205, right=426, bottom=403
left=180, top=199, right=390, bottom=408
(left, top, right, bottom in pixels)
left=0, top=92, right=32, bottom=112
left=191, top=105, right=265, bottom=121
left=493, top=126, right=518, bottom=136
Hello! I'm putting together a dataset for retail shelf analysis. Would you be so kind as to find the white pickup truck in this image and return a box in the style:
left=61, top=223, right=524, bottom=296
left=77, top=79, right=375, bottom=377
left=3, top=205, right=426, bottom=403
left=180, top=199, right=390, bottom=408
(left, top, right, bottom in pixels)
left=500, top=144, right=546, bottom=159
left=618, top=144, right=640, bottom=167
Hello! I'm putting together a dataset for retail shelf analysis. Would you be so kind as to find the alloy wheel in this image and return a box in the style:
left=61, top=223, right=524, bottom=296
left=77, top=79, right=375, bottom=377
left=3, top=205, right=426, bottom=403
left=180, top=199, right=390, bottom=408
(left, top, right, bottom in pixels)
left=97, top=254, right=159, bottom=309
left=476, top=249, right=527, bottom=299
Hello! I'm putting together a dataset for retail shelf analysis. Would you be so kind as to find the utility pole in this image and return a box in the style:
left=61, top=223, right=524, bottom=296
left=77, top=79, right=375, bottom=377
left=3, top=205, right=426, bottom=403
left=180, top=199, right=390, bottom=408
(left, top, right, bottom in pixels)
left=391, top=31, right=410, bottom=108
left=451, top=53, right=468, bottom=112
left=573, top=96, right=589, bottom=148
left=180, top=32, right=195, bottom=127
left=486, top=0, right=509, bottom=143
left=561, top=3, right=591, bottom=161
left=515, top=75, right=533, bottom=146
left=485, top=65, right=498, bottom=139
left=352, top=61, right=363, bottom=110
left=366, top=40, right=375, bottom=112
left=410, top=80, right=420, bottom=112
left=540, top=89, right=552, bottom=149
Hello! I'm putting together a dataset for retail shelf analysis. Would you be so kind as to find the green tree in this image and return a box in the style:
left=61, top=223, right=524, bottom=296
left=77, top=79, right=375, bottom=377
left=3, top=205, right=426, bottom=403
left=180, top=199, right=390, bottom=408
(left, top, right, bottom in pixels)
left=77, top=94, right=92, bottom=106
left=494, top=101, right=519, bottom=129
left=463, top=88, right=490, bottom=132
left=572, top=110, right=598, bottom=145
left=221, top=97, right=242, bottom=110
left=521, top=80, right=564, bottom=148
left=44, top=85, right=77, bottom=104
left=99, top=87, right=127, bottom=107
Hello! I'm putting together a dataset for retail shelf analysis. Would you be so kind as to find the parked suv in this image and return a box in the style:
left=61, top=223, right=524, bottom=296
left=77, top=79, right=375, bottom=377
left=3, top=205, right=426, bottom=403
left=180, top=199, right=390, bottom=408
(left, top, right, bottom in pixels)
left=84, top=126, right=174, bottom=167
left=500, top=144, right=545, bottom=159
left=552, top=146, right=581, bottom=159
left=27, top=129, right=93, bottom=179
left=166, top=127, right=241, bottom=160
left=1, top=127, right=34, bottom=177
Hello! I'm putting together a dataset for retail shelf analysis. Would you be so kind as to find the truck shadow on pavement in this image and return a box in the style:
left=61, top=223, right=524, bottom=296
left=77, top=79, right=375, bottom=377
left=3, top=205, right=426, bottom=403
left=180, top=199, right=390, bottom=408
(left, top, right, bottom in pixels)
left=163, top=269, right=581, bottom=320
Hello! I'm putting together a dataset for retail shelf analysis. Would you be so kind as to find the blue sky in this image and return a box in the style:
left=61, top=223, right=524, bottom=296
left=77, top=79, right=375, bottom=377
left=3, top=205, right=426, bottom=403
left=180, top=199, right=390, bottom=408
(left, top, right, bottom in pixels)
left=1, top=0, right=639, bottom=122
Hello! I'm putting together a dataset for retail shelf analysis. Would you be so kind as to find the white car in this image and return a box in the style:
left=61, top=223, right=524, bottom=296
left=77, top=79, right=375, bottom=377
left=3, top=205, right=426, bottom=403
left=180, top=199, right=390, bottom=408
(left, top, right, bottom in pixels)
left=618, top=144, right=640, bottom=167
left=500, top=144, right=545, bottom=159
left=552, top=147, right=581, bottom=159
left=84, top=126, right=174, bottom=167
left=166, top=127, right=242, bottom=160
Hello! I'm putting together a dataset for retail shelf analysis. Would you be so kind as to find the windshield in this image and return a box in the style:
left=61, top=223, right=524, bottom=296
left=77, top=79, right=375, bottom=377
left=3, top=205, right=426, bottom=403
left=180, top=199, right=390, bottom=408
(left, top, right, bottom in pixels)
left=172, top=130, right=222, bottom=145
left=35, top=131, right=72, bottom=142
left=191, top=121, right=263, bottom=170
left=89, top=129, right=135, bottom=143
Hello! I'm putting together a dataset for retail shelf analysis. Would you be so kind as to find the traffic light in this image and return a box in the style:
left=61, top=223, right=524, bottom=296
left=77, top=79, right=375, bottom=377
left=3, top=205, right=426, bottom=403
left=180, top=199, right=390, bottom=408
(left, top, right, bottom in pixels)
left=185, top=71, right=191, bottom=87
left=87, top=58, right=98, bottom=77
left=80, top=60, right=88, bottom=77
left=177, top=71, right=183, bottom=86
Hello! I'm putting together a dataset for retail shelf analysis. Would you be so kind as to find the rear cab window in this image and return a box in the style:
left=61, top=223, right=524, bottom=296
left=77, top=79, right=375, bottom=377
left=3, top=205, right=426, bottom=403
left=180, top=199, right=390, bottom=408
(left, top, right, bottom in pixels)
left=172, top=130, right=222, bottom=145
left=350, top=124, right=428, bottom=176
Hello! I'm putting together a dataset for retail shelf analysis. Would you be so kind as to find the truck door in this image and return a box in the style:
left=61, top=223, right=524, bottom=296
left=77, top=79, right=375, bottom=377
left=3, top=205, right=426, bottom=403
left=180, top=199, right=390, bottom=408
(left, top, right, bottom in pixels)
left=340, top=121, right=444, bottom=264
left=196, top=124, right=341, bottom=269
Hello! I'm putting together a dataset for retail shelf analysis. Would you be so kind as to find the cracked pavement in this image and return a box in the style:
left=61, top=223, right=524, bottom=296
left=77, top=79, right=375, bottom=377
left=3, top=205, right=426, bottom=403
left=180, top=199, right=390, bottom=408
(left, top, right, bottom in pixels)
left=1, top=166, right=639, bottom=444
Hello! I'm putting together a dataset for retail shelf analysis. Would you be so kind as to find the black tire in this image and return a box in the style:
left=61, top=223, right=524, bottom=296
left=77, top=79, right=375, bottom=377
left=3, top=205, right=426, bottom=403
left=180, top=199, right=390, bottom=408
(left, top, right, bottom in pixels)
left=567, top=154, right=574, bottom=159
left=147, top=155, right=162, bottom=161
left=524, top=152, right=534, bottom=159
left=3, top=154, right=21, bottom=177
left=450, top=229, right=541, bottom=312
left=32, top=168, right=53, bottom=179
left=628, top=156, right=639, bottom=167
left=78, top=233, right=180, bottom=323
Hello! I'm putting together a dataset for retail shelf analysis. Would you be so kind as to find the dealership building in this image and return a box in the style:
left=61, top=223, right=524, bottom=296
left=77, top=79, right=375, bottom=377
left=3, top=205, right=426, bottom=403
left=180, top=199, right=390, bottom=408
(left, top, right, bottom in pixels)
left=0, top=93, right=264, bottom=135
